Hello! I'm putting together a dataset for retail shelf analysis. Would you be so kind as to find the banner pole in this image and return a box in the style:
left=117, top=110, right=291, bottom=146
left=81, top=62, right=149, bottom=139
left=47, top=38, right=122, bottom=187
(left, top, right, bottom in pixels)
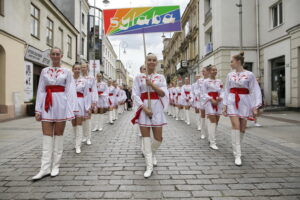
left=142, top=30, right=152, bottom=112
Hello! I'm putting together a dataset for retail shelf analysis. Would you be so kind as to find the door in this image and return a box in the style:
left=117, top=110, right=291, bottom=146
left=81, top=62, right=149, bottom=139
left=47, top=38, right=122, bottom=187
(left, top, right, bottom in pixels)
left=271, top=56, right=285, bottom=106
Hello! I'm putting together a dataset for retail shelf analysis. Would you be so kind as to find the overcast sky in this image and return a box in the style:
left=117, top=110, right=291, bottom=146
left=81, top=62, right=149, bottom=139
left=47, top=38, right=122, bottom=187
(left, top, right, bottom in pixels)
left=88, top=0, right=189, bottom=77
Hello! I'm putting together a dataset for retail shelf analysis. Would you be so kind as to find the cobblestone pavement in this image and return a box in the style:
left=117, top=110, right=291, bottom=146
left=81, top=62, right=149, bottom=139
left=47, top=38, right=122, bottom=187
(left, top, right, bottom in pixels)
left=0, top=111, right=300, bottom=199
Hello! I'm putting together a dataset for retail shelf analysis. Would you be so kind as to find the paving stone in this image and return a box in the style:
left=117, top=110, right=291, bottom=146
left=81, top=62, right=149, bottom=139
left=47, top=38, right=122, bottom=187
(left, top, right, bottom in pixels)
left=192, top=191, right=222, bottom=197
left=163, top=191, right=192, bottom=198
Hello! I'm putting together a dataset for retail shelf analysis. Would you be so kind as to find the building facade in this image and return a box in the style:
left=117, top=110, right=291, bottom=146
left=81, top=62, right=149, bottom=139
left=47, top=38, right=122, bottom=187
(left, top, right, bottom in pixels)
left=0, top=0, right=81, bottom=121
left=102, top=35, right=117, bottom=81
left=116, top=60, right=127, bottom=86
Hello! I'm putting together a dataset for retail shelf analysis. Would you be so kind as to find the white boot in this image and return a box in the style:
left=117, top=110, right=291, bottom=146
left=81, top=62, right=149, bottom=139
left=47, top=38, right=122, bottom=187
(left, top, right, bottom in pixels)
left=75, top=126, right=83, bottom=154
left=92, top=115, right=99, bottom=132
left=51, top=135, right=64, bottom=177
left=197, top=116, right=201, bottom=131
left=82, top=121, right=87, bottom=143
left=200, top=117, right=206, bottom=139
left=98, top=114, right=103, bottom=131
left=207, top=121, right=218, bottom=150
left=72, top=126, right=77, bottom=149
left=185, top=109, right=190, bottom=125
left=115, top=109, right=118, bottom=120
left=152, top=139, right=162, bottom=166
left=231, top=129, right=242, bottom=166
left=86, top=119, right=92, bottom=145
left=32, top=136, right=53, bottom=180
left=172, top=106, right=175, bottom=118
left=180, top=109, right=184, bottom=121
left=143, top=137, right=153, bottom=178
left=175, top=107, right=179, bottom=120
left=109, top=111, right=114, bottom=124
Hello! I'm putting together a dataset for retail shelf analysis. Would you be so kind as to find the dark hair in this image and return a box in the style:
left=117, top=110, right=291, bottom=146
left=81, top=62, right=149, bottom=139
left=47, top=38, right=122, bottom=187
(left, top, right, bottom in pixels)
left=233, top=51, right=245, bottom=66
left=72, top=62, right=81, bottom=69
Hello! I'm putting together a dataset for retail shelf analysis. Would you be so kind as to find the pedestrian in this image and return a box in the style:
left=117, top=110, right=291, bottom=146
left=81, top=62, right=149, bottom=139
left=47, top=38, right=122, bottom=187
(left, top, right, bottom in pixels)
left=72, top=63, right=91, bottom=154
left=131, top=53, right=169, bottom=178
left=81, top=62, right=98, bottom=145
left=181, top=77, right=193, bottom=125
left=112, top=80, right=119, bottom=120
left=33, top=47, right=76, bottom=180
left=107, top=79, right=116, bottom=124
left=92, top=73, right=109, bottom=132
left=175, top=80, right=184, bottom=121
left=170, top=82, right=177, bottom=118
left=202, top=65, right=223, bottom=150
left=248, top=77, right=264, bottom=127
left=223, top=51, right=262, bottom=166
left=192, top=74, right=201, bottom=130
left=198, top=66, right=210, bottom=139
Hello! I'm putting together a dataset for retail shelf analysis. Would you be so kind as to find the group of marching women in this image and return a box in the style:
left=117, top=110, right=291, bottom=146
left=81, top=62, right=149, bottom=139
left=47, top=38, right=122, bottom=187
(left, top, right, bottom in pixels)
left=167, top=51, right=262, bottom=167
left=32, top=47, right=127, bottom=180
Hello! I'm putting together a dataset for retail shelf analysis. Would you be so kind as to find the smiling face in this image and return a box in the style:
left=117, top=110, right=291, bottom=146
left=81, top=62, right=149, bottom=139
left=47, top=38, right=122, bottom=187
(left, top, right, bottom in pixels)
left=72, top=65, right=81, bottom=75
left=96, top=73, right=102, bottom=82
left=50, top=48, right=63, bottom=64
left=146, top=54, right=157, bottom=72
left=201, top=68, right=209, bottom=78
left=210, top=66, right=218, bottom=78
left=184, top=77, right=190, bottom=85
left=81, top=63, right=89, bottom=74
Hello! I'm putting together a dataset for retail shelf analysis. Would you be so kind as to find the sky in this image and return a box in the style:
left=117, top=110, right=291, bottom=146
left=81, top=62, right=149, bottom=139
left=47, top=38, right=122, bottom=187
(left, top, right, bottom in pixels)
left=88, top=0, right=190, bottom=77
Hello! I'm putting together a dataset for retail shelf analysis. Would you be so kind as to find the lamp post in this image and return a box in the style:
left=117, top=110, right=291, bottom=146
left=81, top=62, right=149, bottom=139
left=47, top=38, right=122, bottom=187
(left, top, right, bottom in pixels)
left=118, top=41, right=128, bottom=60
left=236, top=0, right=243, bottom=50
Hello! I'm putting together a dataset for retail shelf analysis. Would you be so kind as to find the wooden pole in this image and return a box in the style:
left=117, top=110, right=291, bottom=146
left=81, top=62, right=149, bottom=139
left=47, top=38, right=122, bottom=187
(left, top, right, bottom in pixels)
left=142, top=30, right=152, bottom=114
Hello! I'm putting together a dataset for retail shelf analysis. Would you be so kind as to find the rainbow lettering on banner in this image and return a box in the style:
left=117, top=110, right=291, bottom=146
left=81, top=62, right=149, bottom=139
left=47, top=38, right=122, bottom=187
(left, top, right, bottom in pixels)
left=103, top=6, right=181, bottom=36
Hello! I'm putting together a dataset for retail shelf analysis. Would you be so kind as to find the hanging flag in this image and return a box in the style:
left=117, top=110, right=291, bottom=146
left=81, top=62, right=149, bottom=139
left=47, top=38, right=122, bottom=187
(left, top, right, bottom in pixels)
left=103, top=5, right=181, bottom=36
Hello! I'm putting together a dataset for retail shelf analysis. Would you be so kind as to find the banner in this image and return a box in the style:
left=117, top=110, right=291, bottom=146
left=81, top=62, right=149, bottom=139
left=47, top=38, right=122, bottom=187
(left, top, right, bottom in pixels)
left=103, top=5, right=181, bottom=36
left=24, top=61, right=33, bottom=102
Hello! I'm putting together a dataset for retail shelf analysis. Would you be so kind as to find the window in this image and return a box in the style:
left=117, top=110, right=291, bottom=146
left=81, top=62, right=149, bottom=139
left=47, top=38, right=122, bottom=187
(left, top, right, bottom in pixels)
left=0, top=0, right=4, bottom=16
left=271, top=1, right=283, bottom=28
left=46, top=18, right=54, bottom=47
left=58, top=28, right=64, bottom=53
left=81, top=37, right=84, bottom=56
left=244, top=62, right=253, bottom=72
left=67, top=35, right=72, bottom=58
left=185, top=21, right=189, bottom=36
left=30, top=4, right=40, bottom=38
left=82, top=13, right=85, bottom=25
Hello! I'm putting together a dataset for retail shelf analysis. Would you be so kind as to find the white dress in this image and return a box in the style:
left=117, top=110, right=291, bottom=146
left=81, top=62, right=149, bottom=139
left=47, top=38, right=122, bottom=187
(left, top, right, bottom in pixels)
left=35, top=67, right=76, bottom=122
left=108, top=85, right=116, bottom=107
left=192, top=82, right=200, bottom=108
left=82, top=75, right=98, bottom=106
left=197, top=78, right=206, bottom=110
left=223, top=70, right=262, bottom=118
left=175, top=87, right=182, bottom=106
left=202, top=78, right=224, bottom=116
left=168, top=87, right=175, bottom=105
left=96, top=81, right=109, bottom=108
left=74, top=77, right=91, bottom=117
left=181, top=84, right=193, bottom=106
left=132, top=73, right=169, bottom=127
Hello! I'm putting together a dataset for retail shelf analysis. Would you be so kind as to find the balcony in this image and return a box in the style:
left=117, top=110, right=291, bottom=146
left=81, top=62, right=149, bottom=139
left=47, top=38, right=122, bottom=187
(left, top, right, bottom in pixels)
left=205, top=42, right=213, bottom=55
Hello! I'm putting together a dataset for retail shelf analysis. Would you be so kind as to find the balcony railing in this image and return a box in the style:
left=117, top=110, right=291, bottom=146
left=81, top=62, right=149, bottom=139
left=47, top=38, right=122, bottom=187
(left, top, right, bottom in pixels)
left=205, top=42, right=213, bottom=55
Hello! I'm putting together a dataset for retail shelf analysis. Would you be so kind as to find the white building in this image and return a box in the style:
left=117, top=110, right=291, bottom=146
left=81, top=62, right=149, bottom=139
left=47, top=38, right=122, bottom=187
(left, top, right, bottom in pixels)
left=102, top=35, right=117, bottom=80
left=0, top=0, right=87, bottom=121
left=198, top=0, right=300, bottom=108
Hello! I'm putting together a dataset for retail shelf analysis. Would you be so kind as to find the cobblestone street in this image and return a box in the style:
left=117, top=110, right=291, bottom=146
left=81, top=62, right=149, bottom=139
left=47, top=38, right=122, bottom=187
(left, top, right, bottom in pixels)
left=0, top=111, right=300, bottom=199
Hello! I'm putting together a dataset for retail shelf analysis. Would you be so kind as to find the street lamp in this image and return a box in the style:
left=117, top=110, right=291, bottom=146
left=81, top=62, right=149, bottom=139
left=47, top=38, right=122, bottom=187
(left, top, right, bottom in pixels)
left=103, top=0, right=110, bottom=5
left=119, top=41, right=128, bottom=60
left=161, top=33, right=166, bottom=39
left=236, top=0, right=243, bottom=50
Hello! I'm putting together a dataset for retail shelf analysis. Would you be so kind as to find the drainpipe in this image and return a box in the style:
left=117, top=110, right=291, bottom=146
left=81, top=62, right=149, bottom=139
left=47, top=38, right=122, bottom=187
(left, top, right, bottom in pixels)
left=256, top=0, right=260, bottom=77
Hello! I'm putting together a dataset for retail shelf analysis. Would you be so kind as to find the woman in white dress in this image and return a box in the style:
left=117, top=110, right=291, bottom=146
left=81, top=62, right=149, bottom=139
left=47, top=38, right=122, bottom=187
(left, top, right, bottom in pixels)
left=107, top=79, right=116, bottom=124
left=33, top=47, right=76, bottom=180
left=81, top=62, right=98, bottom=145
left=92, top=73, right=109, bottom=132
left=112, top=81, right=119, bottom=121
left=131, top=53, right=169, bottom=178
left=223, top=52, right=262, bottom=166
left=192, top=74, right=201, bottom=130
left=198, top=66, right=210, bottom=140
left=175, top=80, right=184, bottom=121
left=181, top=77, right=193, bottom=125
left=72, top=63, right=91, bottom=154
left=202, top=65, right=224, bottom=150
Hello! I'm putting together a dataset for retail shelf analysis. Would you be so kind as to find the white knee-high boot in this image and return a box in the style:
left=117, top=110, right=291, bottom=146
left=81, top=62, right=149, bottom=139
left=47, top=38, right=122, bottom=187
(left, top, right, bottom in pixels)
left=115, top=109, right=118, bottom=120
left=98, top=114, right=103, bottom=131
left=207, top=120, right=218, bottom=150
left=180, top=109, right=184, bottom=121
left=51, top=135, right=64, bottom=177
left=185, top=109, right=190, bottom=125
left=200, top=117, right=206, bottom=139
left=75, top=126, right=83, bottom=154
left=109, top=111, right=113, bottom=124
left=143, top=137, right=153, bottom=178
left=175, top=107, right=179, bottom=120
left=92, top=115, right=99, bottom=132
left=231, top=129, right=242, bottom=166
left=32, top=135, right=53, bottom=180
left=152, top=139, right=162, bottom=166
left=85, top=119, right=92, bottom=145
left=197, top=116, right=201, bottom=131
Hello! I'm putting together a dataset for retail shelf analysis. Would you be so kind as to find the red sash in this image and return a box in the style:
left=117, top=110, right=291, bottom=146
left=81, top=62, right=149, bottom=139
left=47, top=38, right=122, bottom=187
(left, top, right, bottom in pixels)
left=77, top=92, right=84, bottom=98
left=131, top=92, right=159, bottom=124
left=44, top=85, right=65, bottom=112
left=109, top=93, right=113, bottom=96
left=208, top=92, right=219, bottom=111
left=230, top=88, right=249, bottom=109
left=89, top=88, right=92, bottom=92
left=98, top=91, right=103, bottom=95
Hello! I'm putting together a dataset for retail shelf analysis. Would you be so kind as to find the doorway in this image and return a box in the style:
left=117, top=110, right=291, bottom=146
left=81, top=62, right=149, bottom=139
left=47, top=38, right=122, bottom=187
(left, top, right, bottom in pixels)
left=271, top=56, right=285, bottom=106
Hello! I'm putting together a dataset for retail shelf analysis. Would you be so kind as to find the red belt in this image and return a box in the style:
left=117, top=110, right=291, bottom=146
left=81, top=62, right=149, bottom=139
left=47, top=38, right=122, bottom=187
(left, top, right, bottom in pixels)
left=172, top=93, right=175, bottom=95
left=98, top=91, right=103, bottom=95
left=177, top=93, right=181, bottom=96
left=45, top=85, right=65, bottom=112
left=185, top=91, right=190, bottom=95
left=89, top=88, right=92, bottom=92
left=109, top=93, right=113, bottom=96
left=230, top=88, right=249, bottom=109
left=208, top=92, right=219, bottom=111
left=131, top=92, right=159, bottom=124
left=77, top=92, right=84, bottom=98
